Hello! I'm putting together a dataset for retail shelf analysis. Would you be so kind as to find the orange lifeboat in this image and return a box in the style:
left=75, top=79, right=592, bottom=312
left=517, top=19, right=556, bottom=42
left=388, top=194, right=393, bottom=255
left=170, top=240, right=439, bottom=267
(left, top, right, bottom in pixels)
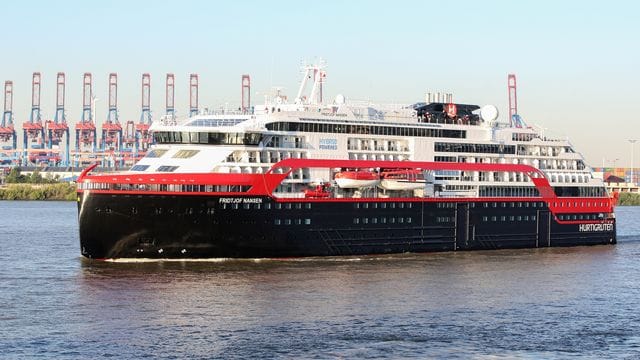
left=334, top=170, right=380, bottom=189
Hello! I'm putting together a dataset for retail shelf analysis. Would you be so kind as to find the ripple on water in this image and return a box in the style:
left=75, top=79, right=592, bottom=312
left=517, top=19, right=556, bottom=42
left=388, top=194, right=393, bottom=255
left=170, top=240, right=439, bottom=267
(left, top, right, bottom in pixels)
left=1, top=202, right=640, bottom=358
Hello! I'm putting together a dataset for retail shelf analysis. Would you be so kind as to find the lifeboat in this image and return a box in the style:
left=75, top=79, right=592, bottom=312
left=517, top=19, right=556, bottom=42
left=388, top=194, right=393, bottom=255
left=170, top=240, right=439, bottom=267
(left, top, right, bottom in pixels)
left=379, top=169, right=425, bottom=191
left=334, top=170, right=380, bottom=188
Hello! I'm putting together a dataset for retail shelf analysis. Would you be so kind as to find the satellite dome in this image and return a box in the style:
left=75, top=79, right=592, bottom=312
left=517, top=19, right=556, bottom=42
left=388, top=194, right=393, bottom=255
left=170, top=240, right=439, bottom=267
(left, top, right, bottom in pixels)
left=480, top=105, right=499, bottom=122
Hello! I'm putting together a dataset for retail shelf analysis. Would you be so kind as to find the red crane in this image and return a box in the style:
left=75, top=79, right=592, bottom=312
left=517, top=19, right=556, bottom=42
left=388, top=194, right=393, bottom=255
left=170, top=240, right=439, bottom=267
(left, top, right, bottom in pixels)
left=166, top=73, right=175, bottom=117
left=241, top=74, right=251, bottom=113
left=100, top=73, right=123, bottom=152
left=189, top=73, right=198, bottom=117
left=45, top=72, right=70, bottom=165
left=75, top=72, right=97, bottom=153
left=23, top=72, right=46, bottom=164
left=135, top=73, right=152, bottom=152
left=0, top=81, right=17, bottom=152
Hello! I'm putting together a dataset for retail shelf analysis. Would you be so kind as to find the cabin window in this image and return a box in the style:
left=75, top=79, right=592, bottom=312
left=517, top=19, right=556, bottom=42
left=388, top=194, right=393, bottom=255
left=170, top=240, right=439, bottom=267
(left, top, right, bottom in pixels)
left=145, top=149, right=168, bottom=158
left=173, top=150, right=200, bottom=159
left=157, top=165, right=179, bottom=172
left=131, top=165, right=150, bottom=171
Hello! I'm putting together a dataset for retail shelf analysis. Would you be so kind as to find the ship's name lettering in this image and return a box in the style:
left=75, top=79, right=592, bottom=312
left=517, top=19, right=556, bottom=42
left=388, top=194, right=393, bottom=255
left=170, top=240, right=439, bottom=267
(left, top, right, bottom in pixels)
left=319, top=138, right=338, bottom=150
left=578, top=223, right=613, bottom=232
left=219, top=197, right=263, bottom=204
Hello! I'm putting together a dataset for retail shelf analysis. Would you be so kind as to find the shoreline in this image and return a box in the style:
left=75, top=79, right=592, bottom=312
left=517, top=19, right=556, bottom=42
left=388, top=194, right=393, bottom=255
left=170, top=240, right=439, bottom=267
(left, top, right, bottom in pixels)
left=0, top=183, right=77, bottom=201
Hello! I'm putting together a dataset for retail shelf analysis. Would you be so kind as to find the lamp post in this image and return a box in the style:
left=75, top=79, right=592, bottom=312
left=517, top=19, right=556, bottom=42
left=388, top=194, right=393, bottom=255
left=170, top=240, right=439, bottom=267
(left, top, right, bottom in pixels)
left=629, top=139, right=638, bottom=184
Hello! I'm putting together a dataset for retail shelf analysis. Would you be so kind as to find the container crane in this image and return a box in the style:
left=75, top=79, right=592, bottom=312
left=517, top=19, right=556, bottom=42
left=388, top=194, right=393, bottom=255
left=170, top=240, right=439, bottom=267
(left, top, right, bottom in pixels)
left=23, top=72, right=46, bottom=165
left=45, top=72, right=70, bottom=166
left=0, top=81, right=17, bottom=154
left=189, top=73, right=198, bottom=117
left=100, top=73, right=123, bottom=152
left=122, top=78, right=136, bottom=154
left=135, top=73, right=152, bottom=153
left=241, top=74, right=251, bottom=113
left=75, top=72, right=97, bottom=158
left=166, top=73, right=175, bottom=117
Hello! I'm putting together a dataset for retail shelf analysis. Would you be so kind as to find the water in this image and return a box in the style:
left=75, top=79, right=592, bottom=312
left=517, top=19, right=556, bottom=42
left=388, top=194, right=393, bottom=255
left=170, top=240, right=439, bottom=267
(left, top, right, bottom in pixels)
left=1, top=201, right=640, bottom=359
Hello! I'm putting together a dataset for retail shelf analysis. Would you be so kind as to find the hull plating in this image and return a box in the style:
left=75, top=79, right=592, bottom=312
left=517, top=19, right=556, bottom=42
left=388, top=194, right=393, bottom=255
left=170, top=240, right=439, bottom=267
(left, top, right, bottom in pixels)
left=78, top=193, right=616, bottom=260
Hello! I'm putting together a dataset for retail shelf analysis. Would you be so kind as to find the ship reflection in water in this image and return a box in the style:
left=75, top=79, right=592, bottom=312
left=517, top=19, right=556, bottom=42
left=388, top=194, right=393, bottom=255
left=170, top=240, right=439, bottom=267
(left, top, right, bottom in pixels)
left=76, top=243, right=635, bottom=358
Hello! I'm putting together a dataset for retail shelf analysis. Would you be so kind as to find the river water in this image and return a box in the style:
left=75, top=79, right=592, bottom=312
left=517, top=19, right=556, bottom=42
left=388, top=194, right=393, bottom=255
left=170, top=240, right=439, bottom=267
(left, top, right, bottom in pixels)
left=1, top=201, right=639, bottom=359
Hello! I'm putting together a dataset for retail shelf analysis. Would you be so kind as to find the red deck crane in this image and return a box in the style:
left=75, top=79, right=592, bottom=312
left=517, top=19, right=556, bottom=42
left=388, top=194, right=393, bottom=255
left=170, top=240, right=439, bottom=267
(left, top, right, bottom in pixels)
left=100, top=73, right=123, bottom=152
left=45, top=72, right=70, bottom=166
left=0, top=81, right=17, bottom=153
left=75, top=72, right=97, bottom=154
left=23, top=72, right=46, bottom=164
left=189, top=73, right=198, bottom=117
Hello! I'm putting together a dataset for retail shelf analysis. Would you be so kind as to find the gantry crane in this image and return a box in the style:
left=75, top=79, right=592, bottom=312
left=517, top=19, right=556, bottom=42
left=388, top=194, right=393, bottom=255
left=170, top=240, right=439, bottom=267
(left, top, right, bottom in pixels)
left=45, top=72, right=70, bottom=166
left=0, top=81, right=17, bottom=154
left=100, top=73, right=123, bottom=152
left=75, top=72, right=97, bottom=155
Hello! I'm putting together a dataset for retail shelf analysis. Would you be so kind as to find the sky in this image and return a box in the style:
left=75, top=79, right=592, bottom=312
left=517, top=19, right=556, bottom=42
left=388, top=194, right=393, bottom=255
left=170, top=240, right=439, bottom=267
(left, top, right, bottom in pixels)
left=0, top=0, right=638, bottom=167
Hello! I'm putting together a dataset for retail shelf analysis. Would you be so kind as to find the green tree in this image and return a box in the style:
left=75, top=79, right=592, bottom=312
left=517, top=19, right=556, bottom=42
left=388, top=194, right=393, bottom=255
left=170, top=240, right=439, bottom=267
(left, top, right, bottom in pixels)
left=5, top=167, right=25, bottom=183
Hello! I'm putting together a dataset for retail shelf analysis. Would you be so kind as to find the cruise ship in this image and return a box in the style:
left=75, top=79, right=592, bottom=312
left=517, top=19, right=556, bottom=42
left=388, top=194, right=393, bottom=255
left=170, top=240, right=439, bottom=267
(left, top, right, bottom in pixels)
left=76, top=62, right=616, bottom=259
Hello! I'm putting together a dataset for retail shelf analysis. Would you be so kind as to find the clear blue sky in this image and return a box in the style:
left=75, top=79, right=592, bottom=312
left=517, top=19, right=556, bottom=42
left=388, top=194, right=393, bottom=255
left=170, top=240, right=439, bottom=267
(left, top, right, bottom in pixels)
left=0, top=0, right=638, bottom=167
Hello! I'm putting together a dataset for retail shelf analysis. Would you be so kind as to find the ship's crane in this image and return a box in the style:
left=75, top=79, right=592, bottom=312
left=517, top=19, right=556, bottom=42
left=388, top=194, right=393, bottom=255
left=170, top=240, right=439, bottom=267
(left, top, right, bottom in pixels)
left=100, top=73, right=123, bottom=152
left=45, top=72, right=70, bottom=166
left=295, top=60, right=327, bottom=105
left=0, top=81, right=17, bottom=153
left=75, top=72, right=97, bottom=155
left=241, top=74, right=251, bottom=113
left=166, top=73, right=175, bottom=117
left=508, top=74, right=522, bottom=127
left=23, top=72, right=46, bottom=164
left=189, top=73, right=198, bottom=117
left=135, top=73, right=152, bottom=152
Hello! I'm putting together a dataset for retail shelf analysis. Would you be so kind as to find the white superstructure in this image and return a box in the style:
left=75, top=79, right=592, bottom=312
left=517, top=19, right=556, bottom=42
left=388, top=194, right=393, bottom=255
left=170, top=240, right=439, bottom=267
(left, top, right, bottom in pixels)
left=129, top=62, right=606, bottom=199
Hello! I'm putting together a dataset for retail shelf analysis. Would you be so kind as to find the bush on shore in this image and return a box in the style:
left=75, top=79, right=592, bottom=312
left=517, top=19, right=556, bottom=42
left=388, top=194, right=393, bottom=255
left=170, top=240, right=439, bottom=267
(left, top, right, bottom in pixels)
left=0, top=183, right=76, bottom=201
left=617, top=192, right=640, bottom=206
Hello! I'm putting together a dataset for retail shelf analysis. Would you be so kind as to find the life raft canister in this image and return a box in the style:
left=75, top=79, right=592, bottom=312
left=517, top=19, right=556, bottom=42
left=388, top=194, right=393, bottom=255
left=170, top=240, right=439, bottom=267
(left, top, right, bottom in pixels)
left=446, top=103, right=457, bottom=118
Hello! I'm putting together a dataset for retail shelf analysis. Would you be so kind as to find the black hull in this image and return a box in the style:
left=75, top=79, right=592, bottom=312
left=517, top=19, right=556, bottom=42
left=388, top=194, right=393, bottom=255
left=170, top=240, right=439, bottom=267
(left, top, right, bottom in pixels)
left=77, top=193, right=616, bottom=259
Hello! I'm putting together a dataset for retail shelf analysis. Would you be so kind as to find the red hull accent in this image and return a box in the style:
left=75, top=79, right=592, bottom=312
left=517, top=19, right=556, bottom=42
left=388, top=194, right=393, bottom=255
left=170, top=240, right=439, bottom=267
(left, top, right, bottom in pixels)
left=77, top=159, right=615, bottom=218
